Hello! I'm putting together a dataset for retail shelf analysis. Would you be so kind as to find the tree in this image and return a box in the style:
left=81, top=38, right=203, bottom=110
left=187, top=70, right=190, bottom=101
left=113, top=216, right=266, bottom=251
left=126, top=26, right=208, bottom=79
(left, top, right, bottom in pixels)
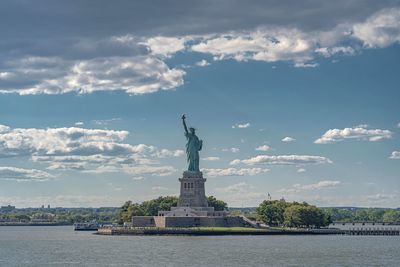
left=207, top=196, right=228, bottom=211
left=257, top=199, right=330, bottom=227
left=118, top=196, right=179, bottom=223
left=382, top=210, right=400, bottom=223
left=283, top=204, right=330, bottom=228
left=256, top=200, right=287, bottom=225
left=141, top=196, right=178, bottom=216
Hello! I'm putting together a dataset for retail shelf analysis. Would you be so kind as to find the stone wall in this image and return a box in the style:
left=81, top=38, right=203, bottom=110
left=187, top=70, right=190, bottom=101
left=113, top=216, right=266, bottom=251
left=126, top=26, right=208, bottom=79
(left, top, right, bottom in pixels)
left=131, top=216, right=155, bottom=227
left=132, top=215, right=247, bottom=228
left=155, top=216, right=246, bottom=228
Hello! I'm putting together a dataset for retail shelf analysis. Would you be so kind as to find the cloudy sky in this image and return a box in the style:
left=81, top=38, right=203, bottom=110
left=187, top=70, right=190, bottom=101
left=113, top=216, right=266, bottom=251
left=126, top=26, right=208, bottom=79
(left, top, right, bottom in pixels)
left=0, top=0, right=399, bottom=208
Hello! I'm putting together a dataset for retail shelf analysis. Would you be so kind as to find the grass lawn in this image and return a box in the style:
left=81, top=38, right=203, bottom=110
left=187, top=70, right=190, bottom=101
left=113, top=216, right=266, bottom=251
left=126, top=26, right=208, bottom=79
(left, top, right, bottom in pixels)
left=186, top=227, right=266, bottom=231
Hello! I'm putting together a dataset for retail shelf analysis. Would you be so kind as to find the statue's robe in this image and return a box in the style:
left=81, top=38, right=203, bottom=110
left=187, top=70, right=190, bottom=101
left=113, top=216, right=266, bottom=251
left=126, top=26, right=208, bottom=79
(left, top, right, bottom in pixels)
left=185, top=132, right=202, bottom=172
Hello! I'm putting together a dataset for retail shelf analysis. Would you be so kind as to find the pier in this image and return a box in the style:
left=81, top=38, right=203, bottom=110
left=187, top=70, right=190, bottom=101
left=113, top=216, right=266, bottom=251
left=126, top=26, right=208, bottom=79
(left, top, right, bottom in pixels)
left=342, top=227, right=400, bottom=236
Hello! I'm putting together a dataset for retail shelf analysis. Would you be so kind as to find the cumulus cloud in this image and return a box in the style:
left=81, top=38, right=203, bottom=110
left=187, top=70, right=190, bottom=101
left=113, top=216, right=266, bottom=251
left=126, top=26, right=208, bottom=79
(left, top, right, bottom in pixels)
left=188, top=8, right=400, bottom=67
left=278, top=180, right=341, bottom=193
left=389, top=151, right=400, bottom=159
left=315, top=46, right=355, bottom=57
left=0, top=56, right=185, bottom=95
left=153, top=149, right=184, bottom=158
left=1, top=4, right=399, bottom=96
left=0, top=124, right=180, bottom=176
left=315, top=126, right=392, bottom=144
left=255, top=145, right=270, bottom=151
left=142, top=36, right=187, bottom=57
left=282, top=136, right=295, bottom=142
left=203, top=167, right=269, bottom=177
left=202, top=156, right=220, bottom=161
left=232, top=122, right=250, bottom=129
left=84, top=165, right=176, bottom=177
left=231, top=155, right=332, bottom=165
left=297, top=168, right=306, bottom=173
left=0, top=166, right=54, bottom=181
left=222, top=147, right=240, bottom=153
left=294, top=62, right=319, bottom=68
left=191, top=28, right=316, bottom=64
left=353, top=8, right=400, bottom=48
left=195, top=59, right=210, bottom=67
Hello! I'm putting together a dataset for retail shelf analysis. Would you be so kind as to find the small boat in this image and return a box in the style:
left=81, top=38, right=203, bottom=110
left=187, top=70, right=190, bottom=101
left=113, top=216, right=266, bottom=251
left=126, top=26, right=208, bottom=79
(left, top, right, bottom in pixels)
left=74, top=221, right=99, bottom=231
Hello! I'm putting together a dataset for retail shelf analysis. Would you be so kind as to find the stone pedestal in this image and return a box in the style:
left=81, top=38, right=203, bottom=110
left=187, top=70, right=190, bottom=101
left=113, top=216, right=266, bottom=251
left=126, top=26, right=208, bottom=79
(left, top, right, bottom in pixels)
left=177, top=171, right=208, bottom=208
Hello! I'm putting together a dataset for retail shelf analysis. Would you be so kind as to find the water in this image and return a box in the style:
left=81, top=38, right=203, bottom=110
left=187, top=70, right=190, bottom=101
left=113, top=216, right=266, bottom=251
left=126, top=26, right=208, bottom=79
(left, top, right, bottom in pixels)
left=0, top=226, right=399, bottom=266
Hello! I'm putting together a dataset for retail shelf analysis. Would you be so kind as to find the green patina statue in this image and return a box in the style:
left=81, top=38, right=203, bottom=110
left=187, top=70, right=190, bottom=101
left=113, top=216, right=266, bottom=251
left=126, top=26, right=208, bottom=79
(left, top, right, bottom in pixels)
left=181, top=114, right=202, bottom=172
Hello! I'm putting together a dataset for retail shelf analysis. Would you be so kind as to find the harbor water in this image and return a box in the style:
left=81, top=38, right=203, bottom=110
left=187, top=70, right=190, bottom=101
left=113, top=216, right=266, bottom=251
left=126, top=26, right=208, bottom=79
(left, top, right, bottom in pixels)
left=0, top=226, right=399, bottom=266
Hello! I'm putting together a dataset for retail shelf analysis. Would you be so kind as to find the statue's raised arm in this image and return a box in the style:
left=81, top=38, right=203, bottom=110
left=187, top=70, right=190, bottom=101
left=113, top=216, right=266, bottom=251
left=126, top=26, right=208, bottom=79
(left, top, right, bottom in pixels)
left=182, top=114, right=189, bottom=135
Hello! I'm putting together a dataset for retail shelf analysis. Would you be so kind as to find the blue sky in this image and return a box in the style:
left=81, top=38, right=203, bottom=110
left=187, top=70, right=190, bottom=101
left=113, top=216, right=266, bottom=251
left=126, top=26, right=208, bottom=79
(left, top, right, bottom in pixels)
left=0, top=1, right=399, bottom=207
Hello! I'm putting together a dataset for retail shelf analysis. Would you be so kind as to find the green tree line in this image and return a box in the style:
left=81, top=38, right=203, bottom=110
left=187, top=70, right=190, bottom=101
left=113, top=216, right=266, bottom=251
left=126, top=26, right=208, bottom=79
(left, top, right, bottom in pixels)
left=256, top=199, right=331, bottom=228
left=322, top=207, right=400, bottom=223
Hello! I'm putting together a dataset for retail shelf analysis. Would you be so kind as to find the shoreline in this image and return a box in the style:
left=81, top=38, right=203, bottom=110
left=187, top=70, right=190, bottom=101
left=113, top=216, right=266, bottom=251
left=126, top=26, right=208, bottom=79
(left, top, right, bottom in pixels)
left=96, top=227, right=343, bottom=236
left=0, top=223, right=72, bottom=226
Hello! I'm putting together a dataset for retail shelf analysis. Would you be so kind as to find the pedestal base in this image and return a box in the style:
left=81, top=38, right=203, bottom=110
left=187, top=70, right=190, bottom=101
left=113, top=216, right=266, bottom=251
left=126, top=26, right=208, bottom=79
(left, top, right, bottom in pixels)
left=177, top=171, right=208, bottom=207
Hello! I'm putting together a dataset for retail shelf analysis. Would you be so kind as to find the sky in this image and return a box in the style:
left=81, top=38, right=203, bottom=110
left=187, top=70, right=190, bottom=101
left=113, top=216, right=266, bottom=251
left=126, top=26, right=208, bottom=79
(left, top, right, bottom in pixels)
left=0, top=0, right=399, bottom=208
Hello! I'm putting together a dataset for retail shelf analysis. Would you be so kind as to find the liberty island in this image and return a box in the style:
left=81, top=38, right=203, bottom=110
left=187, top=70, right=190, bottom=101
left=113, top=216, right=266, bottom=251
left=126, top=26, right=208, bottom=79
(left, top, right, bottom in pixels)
left=129, top=115, right=245, bottom=228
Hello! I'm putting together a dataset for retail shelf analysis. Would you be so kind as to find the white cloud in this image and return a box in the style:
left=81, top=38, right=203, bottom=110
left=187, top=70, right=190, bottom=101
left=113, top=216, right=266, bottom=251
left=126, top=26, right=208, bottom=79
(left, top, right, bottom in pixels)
left=397, top=122, right=400, bottom=128
left=1, top=55, right=185, bottom=95
left=255, top=145, right=270, bottom=151
left=222, top=147, right=240, bottom=153
left=231, top=155, right=332, bottom=165
left=74, top=122, right=84, bottom=126
left=315, top=126, right=392, bottom=144
left=202, top=156, right=220, bottom=161
left=353, top=8, right=400, bottom=48
left=315, top=46, right=355, bottom=57
left=278, top=180, right=341, bottom=193
left=203, top=167, right=269, bottom=177
left=282, top=136, right=295, bottom=142
left=232, top=122, right=250, bottom=129
left=0, top=124, right=178, bottom=175
left=187, top=8, right=400, bottom=67
left=153, top=149, right=184, bottom=158
left=297, top=168, right=306, bottom=173
left=294, top=62, right=319, bottom=68
left=195, top=59, right=210, bottom=67
left=85, top=165, right=176, bottom=177
left=143, top=36, right=187, bottom=57
left=191, top=28, right=315, bottom=64
left=0, top=166, right=54, bottom=181
left=389, top=151, right=400, bottom=159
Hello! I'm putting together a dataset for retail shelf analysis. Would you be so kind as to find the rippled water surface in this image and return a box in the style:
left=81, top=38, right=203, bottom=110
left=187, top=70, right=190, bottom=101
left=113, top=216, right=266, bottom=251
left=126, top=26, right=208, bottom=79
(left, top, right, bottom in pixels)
left=0, top=226, right=399, bottom=266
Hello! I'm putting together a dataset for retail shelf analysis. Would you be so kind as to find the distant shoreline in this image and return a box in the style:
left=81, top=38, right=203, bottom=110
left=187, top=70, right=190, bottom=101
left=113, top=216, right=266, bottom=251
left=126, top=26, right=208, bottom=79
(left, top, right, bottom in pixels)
left=0, top=222, right=72, bottom=226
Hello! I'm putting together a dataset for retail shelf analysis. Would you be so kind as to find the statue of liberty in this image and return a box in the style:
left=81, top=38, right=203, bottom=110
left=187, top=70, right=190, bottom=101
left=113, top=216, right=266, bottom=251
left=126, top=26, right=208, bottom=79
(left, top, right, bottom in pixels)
left=181, top=114, right=202, bottom=172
